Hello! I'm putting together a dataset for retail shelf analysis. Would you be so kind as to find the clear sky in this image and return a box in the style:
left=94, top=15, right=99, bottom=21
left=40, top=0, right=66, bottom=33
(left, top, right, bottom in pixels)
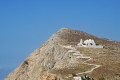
left=0, top=0, right=120, bottom=79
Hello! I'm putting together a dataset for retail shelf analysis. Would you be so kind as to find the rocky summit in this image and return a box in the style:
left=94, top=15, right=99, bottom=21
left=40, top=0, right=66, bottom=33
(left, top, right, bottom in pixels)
left=5, top=28, right=120, bottom=80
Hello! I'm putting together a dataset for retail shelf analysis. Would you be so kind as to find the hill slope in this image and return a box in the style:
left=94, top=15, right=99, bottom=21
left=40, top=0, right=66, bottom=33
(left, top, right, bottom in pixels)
left=5, top=28, right=120, bottom=80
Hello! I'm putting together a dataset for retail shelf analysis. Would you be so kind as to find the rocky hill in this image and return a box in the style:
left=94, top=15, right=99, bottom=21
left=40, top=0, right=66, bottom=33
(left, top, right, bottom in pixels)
left=5, top=28, right=120, bottom=80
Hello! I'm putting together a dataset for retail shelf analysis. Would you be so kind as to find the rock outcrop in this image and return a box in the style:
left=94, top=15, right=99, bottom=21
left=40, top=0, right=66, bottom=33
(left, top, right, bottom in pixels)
left=5, top=28, right=120, bottom=80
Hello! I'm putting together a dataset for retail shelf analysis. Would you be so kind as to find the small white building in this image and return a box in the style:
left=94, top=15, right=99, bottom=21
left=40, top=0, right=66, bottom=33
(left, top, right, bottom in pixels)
left=77, top=39, right=103, bottom=48
left=74, top=76, right=82, bottom=80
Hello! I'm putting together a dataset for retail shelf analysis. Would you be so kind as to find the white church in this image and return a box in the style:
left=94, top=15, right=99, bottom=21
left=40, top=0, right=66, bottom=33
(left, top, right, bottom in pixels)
left=77, top=39, right=103, bottom=48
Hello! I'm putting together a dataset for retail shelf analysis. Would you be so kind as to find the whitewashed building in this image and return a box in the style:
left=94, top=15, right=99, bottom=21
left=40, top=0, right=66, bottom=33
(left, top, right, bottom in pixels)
left=77, top=39, right=103, bottom=48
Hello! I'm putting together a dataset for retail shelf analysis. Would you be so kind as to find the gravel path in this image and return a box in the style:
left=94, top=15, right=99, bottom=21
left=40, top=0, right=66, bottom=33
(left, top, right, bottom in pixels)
left=64, top=45, right=101, bottom=76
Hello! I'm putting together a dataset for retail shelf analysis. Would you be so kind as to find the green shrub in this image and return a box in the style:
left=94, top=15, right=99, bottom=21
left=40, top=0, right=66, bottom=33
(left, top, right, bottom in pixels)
left=98, top=77, right=105, bottom=80
left=72, top=73, right=77, bottom=77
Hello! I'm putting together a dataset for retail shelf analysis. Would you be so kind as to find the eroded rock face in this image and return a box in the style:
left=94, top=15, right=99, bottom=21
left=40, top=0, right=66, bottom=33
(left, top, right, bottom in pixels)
left=5, top=28, right=120, bottom=80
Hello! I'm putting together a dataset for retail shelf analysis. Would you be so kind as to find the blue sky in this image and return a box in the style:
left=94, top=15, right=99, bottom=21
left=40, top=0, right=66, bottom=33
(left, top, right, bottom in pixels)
left=0, top=0, right=120, bottom=79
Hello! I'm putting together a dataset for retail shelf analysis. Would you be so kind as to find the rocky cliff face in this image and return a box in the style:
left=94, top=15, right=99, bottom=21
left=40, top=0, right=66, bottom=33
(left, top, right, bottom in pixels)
left=5, top=28, right=120, bottom=80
